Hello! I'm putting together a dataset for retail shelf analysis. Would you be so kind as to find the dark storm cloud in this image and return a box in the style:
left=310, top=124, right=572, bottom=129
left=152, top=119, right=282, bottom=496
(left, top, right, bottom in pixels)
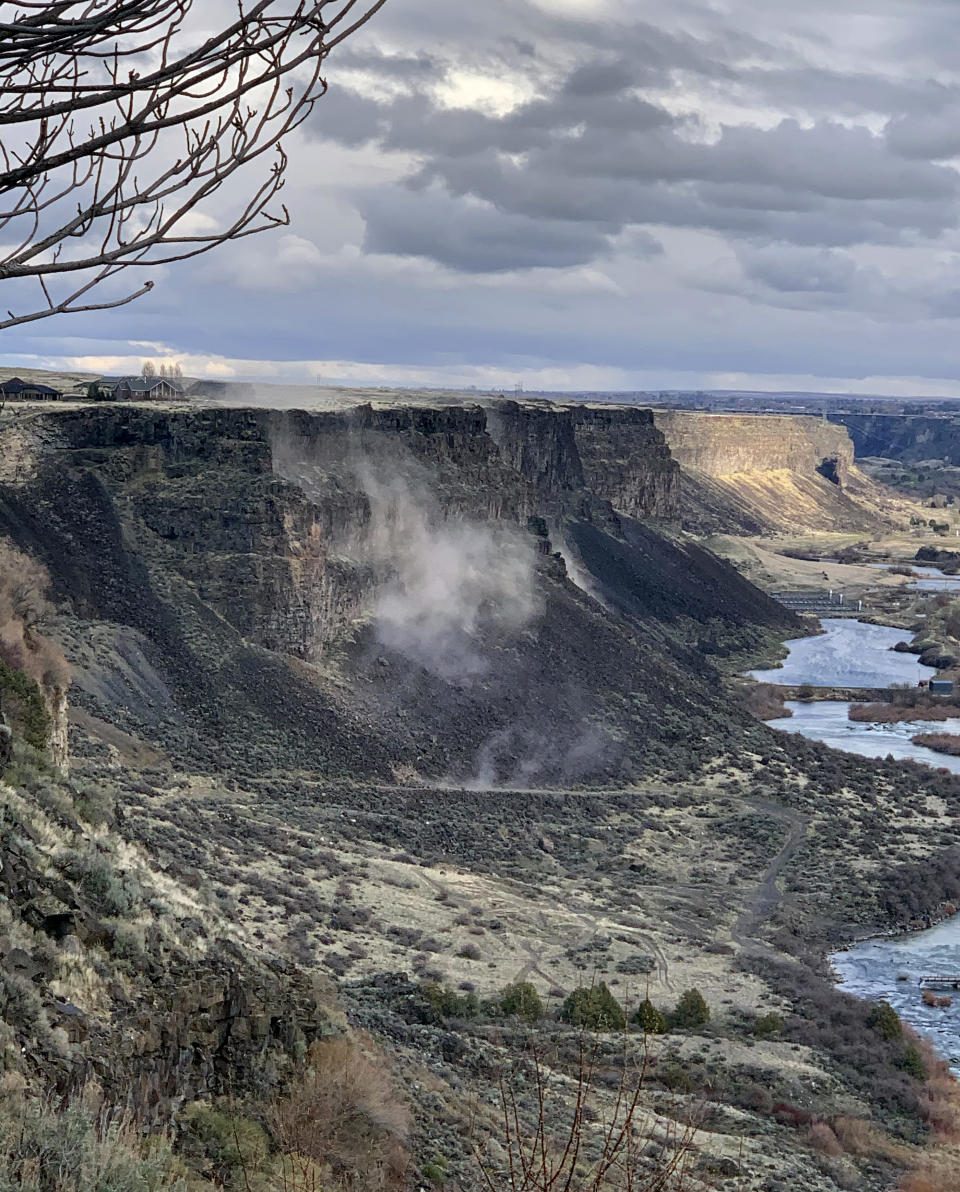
left=333, top=47, right=444, bottom=81
left=886, top=107, right=960, bottom=160
left=295, top=0, right=960, bottom=279
left=310, top=53, right=960, bottom=269
left=359, top=188, right=641, bottom=272
left=737, top=244, right=860, bottom=294
left=21, top=0, right=960, bottom=392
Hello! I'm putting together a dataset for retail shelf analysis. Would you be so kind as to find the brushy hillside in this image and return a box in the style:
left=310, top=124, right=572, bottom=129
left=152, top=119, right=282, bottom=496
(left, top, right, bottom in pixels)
left=5, top=402, right=960, bottom=1190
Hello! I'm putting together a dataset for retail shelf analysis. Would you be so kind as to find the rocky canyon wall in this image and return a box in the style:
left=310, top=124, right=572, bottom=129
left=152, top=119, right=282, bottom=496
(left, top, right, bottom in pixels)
left=651, top=410, right=887, bottom=534
left=1, top=401, right=681, bottom=669
left=653, top=412, right=854, bottom=480
left=829, top=412, right=960, bottom=465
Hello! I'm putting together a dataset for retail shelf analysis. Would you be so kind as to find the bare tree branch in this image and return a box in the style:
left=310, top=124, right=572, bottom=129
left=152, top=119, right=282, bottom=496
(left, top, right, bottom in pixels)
left=0, top=1, right=386, bottom=329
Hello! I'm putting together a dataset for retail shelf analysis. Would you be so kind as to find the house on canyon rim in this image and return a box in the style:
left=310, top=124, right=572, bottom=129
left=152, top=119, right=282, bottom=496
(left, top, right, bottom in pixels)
left=87, top=375, right=186, bottom=401
left=0, top=377, right=63, bottom=401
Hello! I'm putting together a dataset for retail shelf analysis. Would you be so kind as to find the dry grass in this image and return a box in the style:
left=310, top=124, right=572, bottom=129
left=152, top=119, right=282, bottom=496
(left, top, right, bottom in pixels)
left=476, top=1035, right=700, bottom=1192
left=897, top=1037, right=960, bottom=1191
left=270, top=1038, right=409, bottom=1192
left=849, top=702, right=960, bottom=723
left=0, top=542, right=69, bottom=691
left=912, top=733, right=960, bottom=756
left=0, top=1085, right=189, bottom=1191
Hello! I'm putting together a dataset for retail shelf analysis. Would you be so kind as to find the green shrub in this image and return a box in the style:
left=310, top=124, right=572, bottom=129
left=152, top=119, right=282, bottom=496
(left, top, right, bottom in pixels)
left=0, top=971, right=61, bottom=1057
left=71, top=781, right=116, bottom=828
left=753, top=1011, right=784, bottom=1038
left=654, top=1062, right=697, bottom=1093
left=560, top=983, right=626, bottom=1031
left=668, top=989, right=710, bottom=1030
left=108, top=923, right=145, bottom=962
left=632, top=998, right=668, bottom=1035
left=182, top=1102, right=270, bottom=1187
left=421, top=982, right=479, bottom=1020
left=898, top=1043, right=926, bottom=1081
left=63, top=851, right=142, bottom=918
left=0, top=660, right=50, bottom=751
left=867, top=1001, right=902, bottom=1042
left=499, top=981, right=544, bottom=1023
left=422, top=1154, right=449, bottom=1185
left=0, top=1096, right=186, bottom=1191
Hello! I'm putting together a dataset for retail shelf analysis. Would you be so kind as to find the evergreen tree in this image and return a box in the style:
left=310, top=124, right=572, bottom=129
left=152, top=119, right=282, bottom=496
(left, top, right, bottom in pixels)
left=632, top=998, right=668, bottom=1034
left=668, top=988, right=710, bottom=1030
left=867, top=1001, right=902, bottom=1042
left=560, top=983, right=626, bottom=1031
left=500, top=981, right=544, bottom=1023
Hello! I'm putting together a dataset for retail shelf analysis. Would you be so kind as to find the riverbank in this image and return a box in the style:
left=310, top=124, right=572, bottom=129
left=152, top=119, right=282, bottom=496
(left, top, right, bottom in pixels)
left=851, top=702, right=960, bottom=723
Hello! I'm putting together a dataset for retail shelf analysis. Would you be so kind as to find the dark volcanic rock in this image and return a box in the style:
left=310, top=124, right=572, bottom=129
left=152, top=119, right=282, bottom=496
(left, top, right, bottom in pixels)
left=0, top=401, right=793, bottom=784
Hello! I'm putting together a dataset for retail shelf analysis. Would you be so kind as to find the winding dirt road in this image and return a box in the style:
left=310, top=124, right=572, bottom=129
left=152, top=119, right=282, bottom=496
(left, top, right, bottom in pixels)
left=732, top=798, right=809, bottom=954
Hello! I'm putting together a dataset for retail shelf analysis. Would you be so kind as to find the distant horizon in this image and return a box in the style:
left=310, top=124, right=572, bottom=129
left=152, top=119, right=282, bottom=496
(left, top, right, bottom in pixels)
left=5, top=358, right=960, bottom=406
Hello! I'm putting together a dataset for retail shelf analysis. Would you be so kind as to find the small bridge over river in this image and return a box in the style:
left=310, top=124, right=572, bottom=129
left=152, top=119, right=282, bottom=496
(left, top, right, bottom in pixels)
left=920, top=975, right=960, bottom=991
left=770, top=589, right=865, bottom=616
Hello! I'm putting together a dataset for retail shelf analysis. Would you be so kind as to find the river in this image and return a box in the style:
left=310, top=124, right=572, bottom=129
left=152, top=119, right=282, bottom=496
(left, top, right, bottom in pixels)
left=749, top=618, right=934, bottom=689
left=752, top=615, right=960, bottom=1064
left=870, top=563, right=960, bottom=592
left=833, top=929, right=960, bottom=1073
left=767, top=701, right=960, bottom=774
left=750, top=619, right=947, bottom=770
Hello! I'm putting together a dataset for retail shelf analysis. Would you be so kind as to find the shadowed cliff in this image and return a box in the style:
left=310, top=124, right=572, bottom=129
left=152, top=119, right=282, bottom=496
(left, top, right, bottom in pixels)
left=0, top=401, right=794, bottom=785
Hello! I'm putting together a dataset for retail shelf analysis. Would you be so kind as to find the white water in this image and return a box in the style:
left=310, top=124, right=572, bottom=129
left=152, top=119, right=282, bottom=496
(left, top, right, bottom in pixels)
left=749, top=618, right=934, bottom=689
left=834, top=926, right=960, bottom=1072
left=768, top=701, right=960, bottom=774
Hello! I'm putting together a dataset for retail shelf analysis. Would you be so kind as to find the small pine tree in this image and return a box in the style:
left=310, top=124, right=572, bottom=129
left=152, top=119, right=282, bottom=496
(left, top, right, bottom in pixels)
left=668, top=988, right=710, bottom=1030
left=867, top=1001, right=902, bottom=1042
left=899, top=1042, right=926, bottom=1081
left=560, top=983, right=626, bottom=1031
left=500, top=981, right=544, bottom=1023
left=632, top=998, right=668, bottom=1035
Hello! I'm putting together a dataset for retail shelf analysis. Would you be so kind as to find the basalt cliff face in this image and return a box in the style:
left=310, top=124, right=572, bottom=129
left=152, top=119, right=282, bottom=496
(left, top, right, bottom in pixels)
left=0, top=400, right=788, bottom=784
left=652, top=410, right=891, bottom=534
left=829, top=412, right=960, bottom=464
left=654, top=412, right=854, bottom=479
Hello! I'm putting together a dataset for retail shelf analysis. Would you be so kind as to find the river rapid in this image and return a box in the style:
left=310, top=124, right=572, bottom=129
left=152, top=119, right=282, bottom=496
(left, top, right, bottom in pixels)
left=749, top=617, right=934, bottom=689
left=751, top=616, right=960, bottom=1065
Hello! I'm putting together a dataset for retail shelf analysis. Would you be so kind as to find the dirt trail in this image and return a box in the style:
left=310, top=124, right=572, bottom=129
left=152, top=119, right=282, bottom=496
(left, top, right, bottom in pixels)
left=732, top=798, right=809, bottom=954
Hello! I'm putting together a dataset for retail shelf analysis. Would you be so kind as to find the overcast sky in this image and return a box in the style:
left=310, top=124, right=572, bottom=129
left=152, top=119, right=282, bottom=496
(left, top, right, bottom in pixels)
left=8, top=0, right=960, bottom=394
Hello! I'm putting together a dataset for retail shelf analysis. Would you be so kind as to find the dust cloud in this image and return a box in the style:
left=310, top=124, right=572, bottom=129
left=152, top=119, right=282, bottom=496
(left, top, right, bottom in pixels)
left=270, top=422, right=541, bottom=682
left=358, top=464, right=540, bottom=681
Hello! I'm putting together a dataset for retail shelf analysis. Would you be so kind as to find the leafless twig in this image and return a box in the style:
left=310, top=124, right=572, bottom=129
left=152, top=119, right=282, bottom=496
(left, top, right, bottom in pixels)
left=0, top=1, right=387, bottom=330
left=476, top=1031, right=700, bottom=1192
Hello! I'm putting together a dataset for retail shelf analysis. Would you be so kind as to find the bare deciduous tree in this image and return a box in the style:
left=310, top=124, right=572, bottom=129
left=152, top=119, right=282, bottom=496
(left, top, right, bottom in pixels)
left=0, top=1, right=386, bottom=331
left=477, top=1033, right=702, bottom=1192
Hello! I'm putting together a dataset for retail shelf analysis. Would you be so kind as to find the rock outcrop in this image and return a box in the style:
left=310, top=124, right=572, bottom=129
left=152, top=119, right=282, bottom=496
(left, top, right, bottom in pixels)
left=654, top=412, right=854, bottom=481
left=829, top=412, right=960, bottom=464
left=0, top=400, right=793, bottom=784
left=652, top=411, right=890, bottom=534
